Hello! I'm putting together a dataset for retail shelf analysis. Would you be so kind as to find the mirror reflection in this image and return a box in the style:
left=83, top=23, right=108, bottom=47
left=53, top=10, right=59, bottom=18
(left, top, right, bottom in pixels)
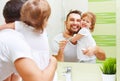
left=47, top=0, right=116, bottom=63
left=47, top=0, right=117, bottom=80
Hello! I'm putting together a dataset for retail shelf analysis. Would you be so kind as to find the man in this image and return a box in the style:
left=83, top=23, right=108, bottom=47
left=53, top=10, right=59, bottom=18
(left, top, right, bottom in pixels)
left=0, top=0, right=57, bottom=81
left=2, top=0, right=27, bottom=81
left=51, top=10, right=106, bottom=62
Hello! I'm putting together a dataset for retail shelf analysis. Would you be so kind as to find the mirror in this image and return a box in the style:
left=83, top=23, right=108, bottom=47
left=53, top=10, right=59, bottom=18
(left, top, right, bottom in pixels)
left=47, top=0, right=119, bottom=81
left=47, top=0, right=116, bottom=62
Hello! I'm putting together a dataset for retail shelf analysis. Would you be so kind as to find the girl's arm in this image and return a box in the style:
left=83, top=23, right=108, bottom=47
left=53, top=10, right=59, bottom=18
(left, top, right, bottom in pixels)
left=63, top=32, right=84, bottom=44
left=70, top=34, right=84, bottom=44
left=0, top=23, right=15, bottom=30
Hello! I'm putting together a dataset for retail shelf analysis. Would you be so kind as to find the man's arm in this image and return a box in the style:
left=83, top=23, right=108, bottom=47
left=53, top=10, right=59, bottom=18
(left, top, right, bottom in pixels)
left=53, top=48, right=64, bottom=61
left=53, top=40, right=67, bottom=61
left=94, top=46, right=106, bottom=60
left=14, top=56, right=57, bottom=81
left=85, top=46, right=106, bottom=60
left=70, top=34, right=83, bottom=44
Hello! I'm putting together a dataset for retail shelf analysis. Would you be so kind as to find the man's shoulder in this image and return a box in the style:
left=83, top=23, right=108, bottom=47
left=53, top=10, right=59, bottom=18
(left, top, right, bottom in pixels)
left=0, top=29, right=21, bottom=35
left=53, top=33, right=64, bottom=40
left=0, top=29, right=23, bottom=40
left=54, top=33, right=63, bottom=38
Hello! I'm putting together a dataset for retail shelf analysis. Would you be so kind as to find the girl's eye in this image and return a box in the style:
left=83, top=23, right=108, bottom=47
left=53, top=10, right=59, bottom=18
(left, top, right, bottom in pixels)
left=87, top=21, right=89, bottom=23
left=82, top=19, right=85, bottom=21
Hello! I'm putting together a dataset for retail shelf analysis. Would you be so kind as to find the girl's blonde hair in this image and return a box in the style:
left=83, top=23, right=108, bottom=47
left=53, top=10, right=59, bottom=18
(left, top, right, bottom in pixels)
left=81, top=12, right=96, bottom=32
left=20, top=0, right=51, bottom=33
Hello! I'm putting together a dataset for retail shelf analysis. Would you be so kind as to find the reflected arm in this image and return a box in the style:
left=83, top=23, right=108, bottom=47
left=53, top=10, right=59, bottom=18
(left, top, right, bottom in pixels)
left=94, top=46, right=106, bottom=60
left=85, top=46, right=106, bottom=60
left=53, top=48, right=64, bottom=61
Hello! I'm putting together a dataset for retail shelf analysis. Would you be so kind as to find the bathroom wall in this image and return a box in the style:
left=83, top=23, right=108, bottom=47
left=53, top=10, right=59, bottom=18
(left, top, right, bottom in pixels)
left=116, top=0, right=120, bottom=80
left=88, top=0, right=116, bottom=58
left=0, top=0, right=9, bottom=25
left=88, top=0, right=119, bottom=80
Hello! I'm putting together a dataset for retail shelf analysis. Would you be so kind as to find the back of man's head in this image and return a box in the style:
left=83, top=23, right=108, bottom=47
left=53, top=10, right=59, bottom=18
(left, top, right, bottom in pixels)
left=3, top=0, right=27, bottom=23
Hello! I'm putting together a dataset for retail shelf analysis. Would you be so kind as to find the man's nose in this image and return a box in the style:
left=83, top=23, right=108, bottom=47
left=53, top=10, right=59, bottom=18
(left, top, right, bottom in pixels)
left=73, top=20, right=79, bottom=24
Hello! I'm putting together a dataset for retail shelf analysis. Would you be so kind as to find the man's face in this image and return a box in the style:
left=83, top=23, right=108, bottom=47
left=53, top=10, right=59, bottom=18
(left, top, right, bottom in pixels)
left=65, top=13, right=81, bottom=34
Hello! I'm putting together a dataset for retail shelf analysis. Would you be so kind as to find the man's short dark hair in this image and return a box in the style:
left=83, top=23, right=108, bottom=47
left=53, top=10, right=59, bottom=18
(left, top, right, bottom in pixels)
left=3, top=0, right=27, bottom=23
left=66, top=10, right=82, bottom=21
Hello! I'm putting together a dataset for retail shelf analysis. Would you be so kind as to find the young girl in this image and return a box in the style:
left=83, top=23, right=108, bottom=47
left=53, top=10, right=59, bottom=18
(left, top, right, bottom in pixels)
left=66, top=11, right=96, bottom=63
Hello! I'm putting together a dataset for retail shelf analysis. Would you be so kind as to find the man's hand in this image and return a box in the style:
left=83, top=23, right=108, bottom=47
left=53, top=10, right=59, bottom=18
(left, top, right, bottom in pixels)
left=83, top=46, right=106, bottom=60
left=59, top=40, right=68, bottom=50
left=55, top=40, right=68, bottom=61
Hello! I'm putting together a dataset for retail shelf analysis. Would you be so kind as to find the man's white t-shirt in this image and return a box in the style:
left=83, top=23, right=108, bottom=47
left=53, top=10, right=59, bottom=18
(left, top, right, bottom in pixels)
left=51, top=33, right=79, bottom=62
left=0, top=29, right=32, bottom=81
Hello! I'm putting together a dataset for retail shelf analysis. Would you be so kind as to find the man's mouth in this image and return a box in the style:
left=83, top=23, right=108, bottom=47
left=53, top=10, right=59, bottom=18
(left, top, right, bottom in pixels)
left=71, top=24, right=80, bottom=29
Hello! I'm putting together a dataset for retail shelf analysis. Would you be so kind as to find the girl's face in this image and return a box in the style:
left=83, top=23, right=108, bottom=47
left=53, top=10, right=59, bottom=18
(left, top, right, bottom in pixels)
left=80, top=16, right=92, bottom=28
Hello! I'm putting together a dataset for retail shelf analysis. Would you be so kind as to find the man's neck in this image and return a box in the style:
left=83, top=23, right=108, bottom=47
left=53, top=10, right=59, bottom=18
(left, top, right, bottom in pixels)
left=66, top=30, right=74, bottom=35
left=63, top=31, right=73, bottom=39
